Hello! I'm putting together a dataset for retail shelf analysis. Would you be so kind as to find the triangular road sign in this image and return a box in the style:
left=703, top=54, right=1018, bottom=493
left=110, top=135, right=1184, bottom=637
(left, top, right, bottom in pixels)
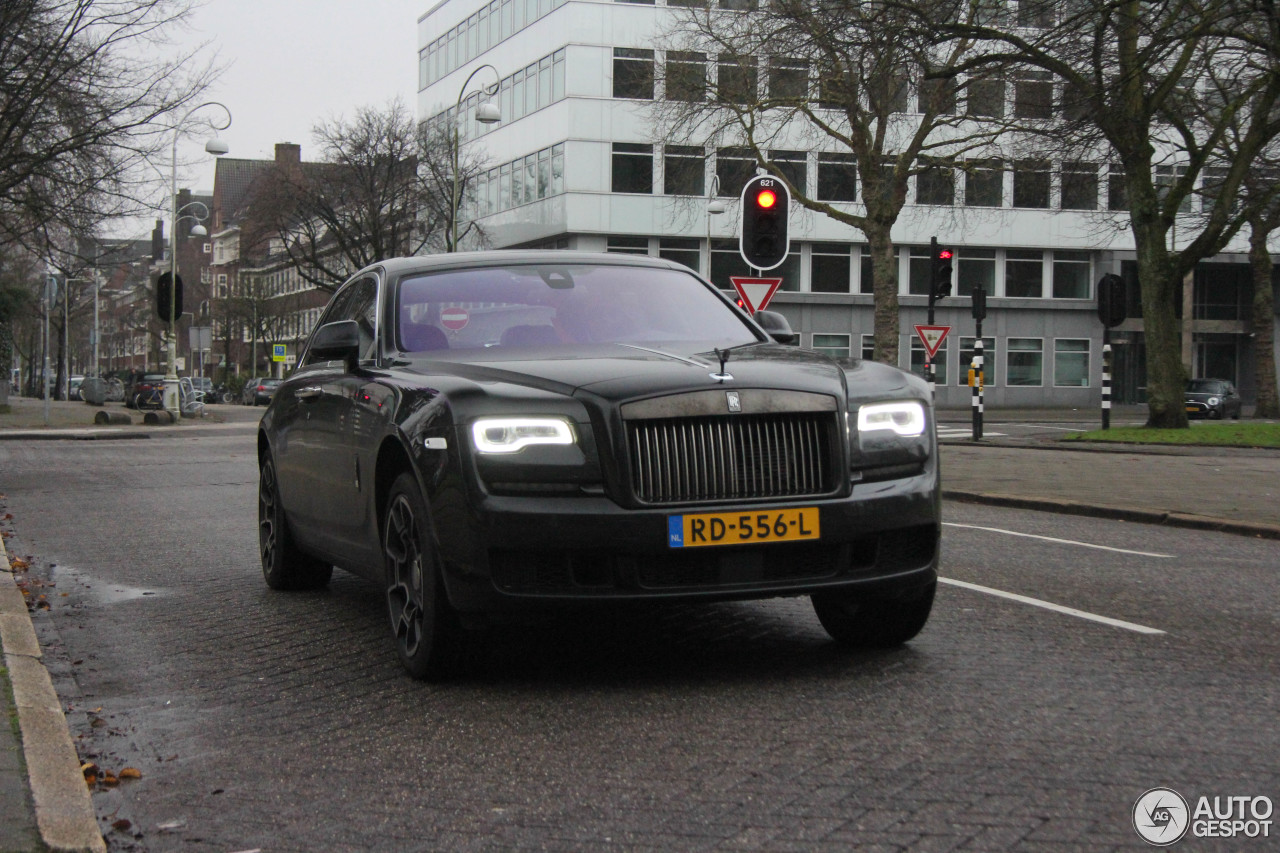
left=730, top=276, right=783, bottom=314
left=914, top=324, right=951, bottom=360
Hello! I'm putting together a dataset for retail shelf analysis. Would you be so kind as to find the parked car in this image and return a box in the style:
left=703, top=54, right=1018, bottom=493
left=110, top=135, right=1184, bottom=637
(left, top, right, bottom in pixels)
left=67, top=375, right=85, bottom=400
left=188, top=376, right=215, bottom=404
left=127, top=373, right=167, bottom=409
left=1185, top=378, right=1242, bottom=420
left=257, top=252, right=940, bottom=680
left=242, top=377, right=281, bottom=406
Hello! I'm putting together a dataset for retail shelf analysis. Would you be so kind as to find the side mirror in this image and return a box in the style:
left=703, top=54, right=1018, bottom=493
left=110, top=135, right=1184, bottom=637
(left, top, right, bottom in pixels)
left=754, top=310, right=797, bottom=344
left=308, top=320, right=361, bottom=370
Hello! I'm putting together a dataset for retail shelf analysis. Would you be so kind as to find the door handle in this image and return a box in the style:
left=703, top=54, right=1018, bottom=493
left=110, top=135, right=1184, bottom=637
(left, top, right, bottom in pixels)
left=296, top=386, right=323, bottom=401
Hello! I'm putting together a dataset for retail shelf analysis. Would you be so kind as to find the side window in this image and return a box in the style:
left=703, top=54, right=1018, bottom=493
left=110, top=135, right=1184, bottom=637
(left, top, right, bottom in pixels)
left=305, top=276, right=380, bottom=366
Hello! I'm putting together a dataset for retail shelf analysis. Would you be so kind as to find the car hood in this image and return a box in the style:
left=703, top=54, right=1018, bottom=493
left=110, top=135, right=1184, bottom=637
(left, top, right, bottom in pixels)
left=397, top=342, right=917, bottom=407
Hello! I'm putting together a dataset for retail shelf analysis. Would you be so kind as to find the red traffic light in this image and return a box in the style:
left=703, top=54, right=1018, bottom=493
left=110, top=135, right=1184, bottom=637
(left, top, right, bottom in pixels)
left=756, top=189, right=777, bottom=209
left=938, top=249, right=953, bottom=260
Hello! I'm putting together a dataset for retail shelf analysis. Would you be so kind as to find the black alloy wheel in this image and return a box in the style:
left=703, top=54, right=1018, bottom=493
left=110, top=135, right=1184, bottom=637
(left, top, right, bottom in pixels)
left=811, top=581, right=936, bottom=648
left=384, top=472, right=467, bottom=681
left=258, top=455, right=332, bottom=591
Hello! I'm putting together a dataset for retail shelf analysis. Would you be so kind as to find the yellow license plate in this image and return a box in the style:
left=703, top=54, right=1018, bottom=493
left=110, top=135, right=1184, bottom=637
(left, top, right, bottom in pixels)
left=1185, top=405, right=1198, bottom=412
left=668, top=507, right=820, bottom=548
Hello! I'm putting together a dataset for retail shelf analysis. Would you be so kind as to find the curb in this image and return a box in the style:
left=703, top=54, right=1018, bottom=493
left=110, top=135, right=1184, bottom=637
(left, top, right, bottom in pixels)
left=942, top=489, right=1280, bottom=540
left=0, top=538, right=106, bottom=853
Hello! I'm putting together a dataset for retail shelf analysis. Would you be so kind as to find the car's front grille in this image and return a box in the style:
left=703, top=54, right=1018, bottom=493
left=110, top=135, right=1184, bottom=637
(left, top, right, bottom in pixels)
left=626, top=413, right=835, bottom=505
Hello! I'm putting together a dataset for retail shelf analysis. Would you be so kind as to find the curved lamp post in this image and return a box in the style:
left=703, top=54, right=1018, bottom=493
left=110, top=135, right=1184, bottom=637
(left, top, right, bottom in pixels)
left=450, top=65, right=502, bottom=252
left=164, top=102, right=231, bottom=416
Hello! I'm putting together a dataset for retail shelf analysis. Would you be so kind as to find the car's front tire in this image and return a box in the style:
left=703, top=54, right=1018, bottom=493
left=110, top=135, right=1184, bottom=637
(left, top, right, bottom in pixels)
left=259, top=455, right=332, bottom=591
left=384, top=472, right=468, bottom=681
left=811, top=581, right=936, bottom=648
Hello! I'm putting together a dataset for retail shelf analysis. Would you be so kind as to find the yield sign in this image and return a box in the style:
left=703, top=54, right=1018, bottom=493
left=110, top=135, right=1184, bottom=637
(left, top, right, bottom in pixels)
left=730, top=276, right=782, bottom=314
left=914, top=324, right=951, bottom=360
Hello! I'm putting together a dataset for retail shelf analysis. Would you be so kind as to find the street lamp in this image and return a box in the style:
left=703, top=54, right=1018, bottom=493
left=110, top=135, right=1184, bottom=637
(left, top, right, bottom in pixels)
left=164, top=102, right=230, bottom=417
left=450, top=65, right=502, bottom=252
left=706, top=174, right=726, bottom=275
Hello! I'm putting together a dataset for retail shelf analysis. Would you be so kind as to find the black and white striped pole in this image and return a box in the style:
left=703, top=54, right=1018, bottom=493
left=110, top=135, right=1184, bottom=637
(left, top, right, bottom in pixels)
left=971, top=287, right=986, bottom=441
left=1096, top=273, right=1127, bottom=430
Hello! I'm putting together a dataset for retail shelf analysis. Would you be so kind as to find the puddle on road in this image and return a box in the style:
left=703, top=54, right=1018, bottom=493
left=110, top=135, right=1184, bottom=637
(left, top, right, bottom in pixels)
left=52, top=564, right=167, bottom=604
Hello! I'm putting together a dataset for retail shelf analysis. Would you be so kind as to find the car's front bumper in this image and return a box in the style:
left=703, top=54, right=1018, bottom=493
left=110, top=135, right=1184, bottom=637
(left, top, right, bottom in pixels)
left=437, top=470, right=940, bottom=613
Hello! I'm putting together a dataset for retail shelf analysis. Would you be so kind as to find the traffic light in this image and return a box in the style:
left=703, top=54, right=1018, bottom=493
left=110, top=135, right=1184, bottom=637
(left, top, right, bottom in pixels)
left=739, top=175, right=790, bottom=270
left=1096, top=273, right=1126, bottom=328
left=933, top=246, right=953, bottom=299
left=156, top=271, right=184, bottom=322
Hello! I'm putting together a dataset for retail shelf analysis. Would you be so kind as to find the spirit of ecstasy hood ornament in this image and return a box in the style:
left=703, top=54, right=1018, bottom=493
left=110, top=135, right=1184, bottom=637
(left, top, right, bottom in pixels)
left=710, top=347, right=733, bottom=383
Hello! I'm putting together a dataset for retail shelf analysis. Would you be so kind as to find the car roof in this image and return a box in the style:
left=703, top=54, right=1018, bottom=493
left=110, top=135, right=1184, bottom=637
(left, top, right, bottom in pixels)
left=354, top=251, right=693, bottom=281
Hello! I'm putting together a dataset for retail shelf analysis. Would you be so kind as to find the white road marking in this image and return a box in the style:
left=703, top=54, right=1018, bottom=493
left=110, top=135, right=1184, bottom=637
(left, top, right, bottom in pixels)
left=939, top=577, right=1166, bottom=635
left=937, top=427, right=1005, bottom=438
left=943, top=522, right=1175, bottom=559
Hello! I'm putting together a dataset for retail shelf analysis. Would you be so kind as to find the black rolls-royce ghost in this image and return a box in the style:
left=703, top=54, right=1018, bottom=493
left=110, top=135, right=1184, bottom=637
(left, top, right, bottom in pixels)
left=258, top=252, right=940, bottom=680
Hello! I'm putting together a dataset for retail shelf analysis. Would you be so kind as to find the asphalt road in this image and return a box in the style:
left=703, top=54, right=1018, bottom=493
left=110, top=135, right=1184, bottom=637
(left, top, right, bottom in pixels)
left=1, top=431, right=1277, bottom=851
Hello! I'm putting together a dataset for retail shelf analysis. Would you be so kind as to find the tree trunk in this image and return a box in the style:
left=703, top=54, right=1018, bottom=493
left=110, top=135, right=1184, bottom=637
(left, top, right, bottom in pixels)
left=1133, top=228, right=1189, bottom=428
left=867, top=226, right=899, bottom=366
left=1249, top=225, right=1279, bottom=418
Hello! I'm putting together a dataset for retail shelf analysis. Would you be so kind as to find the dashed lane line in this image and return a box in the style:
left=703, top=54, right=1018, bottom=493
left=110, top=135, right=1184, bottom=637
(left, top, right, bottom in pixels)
left=939, top=577, right=1167, bottom=635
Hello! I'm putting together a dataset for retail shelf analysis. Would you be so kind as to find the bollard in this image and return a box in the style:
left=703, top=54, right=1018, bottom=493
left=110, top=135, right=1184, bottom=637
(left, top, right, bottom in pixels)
left=93, top=410, right=131, bottom=425
left=143, top=409, right=176, bottom=425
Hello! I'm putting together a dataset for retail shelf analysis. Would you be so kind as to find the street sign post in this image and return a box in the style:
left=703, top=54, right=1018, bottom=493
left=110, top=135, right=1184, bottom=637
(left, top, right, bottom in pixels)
left=914, top=324, right=950, bottom=361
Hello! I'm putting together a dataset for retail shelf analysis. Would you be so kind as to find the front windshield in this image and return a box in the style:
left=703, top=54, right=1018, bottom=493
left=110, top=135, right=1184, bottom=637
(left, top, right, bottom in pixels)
left=396, top=264, right=760, bottom=353
left=1187, top=380, right=1225, bottom=394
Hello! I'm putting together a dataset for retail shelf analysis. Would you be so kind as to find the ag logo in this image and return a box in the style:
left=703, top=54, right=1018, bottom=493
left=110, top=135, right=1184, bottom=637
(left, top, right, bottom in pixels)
left=1133, top=787, right=1190, bottom=846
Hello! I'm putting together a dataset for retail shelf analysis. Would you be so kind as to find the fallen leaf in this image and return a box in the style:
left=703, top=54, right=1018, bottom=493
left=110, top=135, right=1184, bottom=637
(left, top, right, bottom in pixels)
left=119, top=767, right=142, bottom=780
left=10, top=557, right=28, bottom=569
left=101, top=772, right=118, bottom=787
left=111, top=819, right=132, bottom=832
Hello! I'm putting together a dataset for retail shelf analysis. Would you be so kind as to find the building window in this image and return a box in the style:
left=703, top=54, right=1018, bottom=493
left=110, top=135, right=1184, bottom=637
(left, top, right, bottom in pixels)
left=919, top=75, right=956, bottom=115
left=1052, top=250, right=1091, bottom=299
left=715, top=147, right=756, bottom=198
left=916, top=159, right=954, bottom=206
left=658, top=238, right=701, bottom=273
left=1061, top=162, right=1098, bottom=210
left=710, top=238, right=752, bottom=290
left=1013, top=160, right=1051, bottom=208
left=818, top=153, right=857, bottom=202
left=768, top=57, right=808, bottom=102
left=1054, top=339, right=1090, bottom=387
left=606, top=236, right=650, bottom=255
left=1013, top=71, right=1053, bottom=119
left=666, top=51, right=706, bottom=102
left=1156, top=164, right=1192, bottom=213
left=908, top=245, right=934, bottom=296
left=664, top=145, right=705, bottom=195
left=958, top=337, right=997, bottom=385
left=956, top=248, right=996, bottom=298
left=811, top=333, right=850, bottom=358
left=1108, top=162, right=1128, bottom=211
left=861, top=334, right=876, bottom=361
left=717, top=54, right=757, bottom=104
left=613, top=49, right=654, bottom=99
left=769, top=150, right=806, bottom=194
left=910, top=336, right=949, bottom=384
left=1016, top=0, right=1054, bottom=27
left=612, top=143, right=653, bottom=193
left=965, top=158, right=1004, bottom=207
left=1005, top=249, right=1043, bottom=297
left=811, top=243, right=852, bottom=293
left=1007, top=338, right=1043, bottom=386
left=859, top=250, right=874, bottom=294
left=966, top=76, right=1005, bottom=118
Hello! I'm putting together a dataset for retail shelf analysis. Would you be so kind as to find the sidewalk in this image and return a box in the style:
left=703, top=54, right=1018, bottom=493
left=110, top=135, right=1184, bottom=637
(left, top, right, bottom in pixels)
left=1, top=398, right=1278, bottom=851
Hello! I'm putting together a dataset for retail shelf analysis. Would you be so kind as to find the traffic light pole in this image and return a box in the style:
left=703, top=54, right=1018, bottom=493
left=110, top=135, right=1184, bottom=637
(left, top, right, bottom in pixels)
left=971, top=286, right=987, bottom=441
left=926, top=238, right=939, bottom=391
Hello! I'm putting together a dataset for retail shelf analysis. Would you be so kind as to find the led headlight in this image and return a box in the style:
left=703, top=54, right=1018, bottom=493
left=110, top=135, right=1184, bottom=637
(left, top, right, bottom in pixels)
left=1207, top=396, right=1221, bottom=407
left=857, top=401, right=926, bottom=437
left=471, top=417, right=575, bottom=454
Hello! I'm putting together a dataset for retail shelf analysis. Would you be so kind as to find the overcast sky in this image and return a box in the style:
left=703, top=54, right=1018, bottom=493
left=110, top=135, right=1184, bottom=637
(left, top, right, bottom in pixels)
left=170, top=0, right=424, bottom=195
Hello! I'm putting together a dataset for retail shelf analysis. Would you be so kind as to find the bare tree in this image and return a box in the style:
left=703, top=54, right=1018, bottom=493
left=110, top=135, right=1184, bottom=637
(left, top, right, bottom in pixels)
left=255, top=101, right=490, bottom=294
left=0, top=0, right=215, bottom=256
left=929, top=0, right=1280, bottom=427
left=653, top=0, right=1010, bottom=364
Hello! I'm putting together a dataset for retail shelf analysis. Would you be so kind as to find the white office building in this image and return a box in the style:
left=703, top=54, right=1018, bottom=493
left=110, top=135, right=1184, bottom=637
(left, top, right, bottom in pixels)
left=416, top=0, right=1277, bottom=408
